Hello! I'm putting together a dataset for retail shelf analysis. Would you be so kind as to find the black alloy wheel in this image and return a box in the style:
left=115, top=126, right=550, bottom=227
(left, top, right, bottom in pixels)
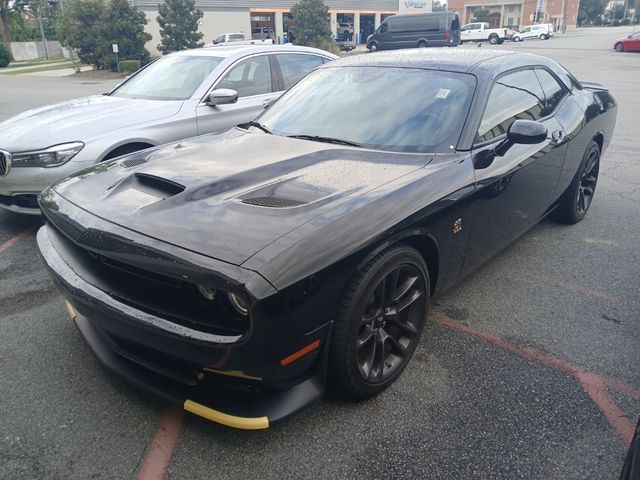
left=556, top=141, right=600, bottom=223
left=576, top=147, right=599, bottom=216
left=329, top=245, right=429, bottom=399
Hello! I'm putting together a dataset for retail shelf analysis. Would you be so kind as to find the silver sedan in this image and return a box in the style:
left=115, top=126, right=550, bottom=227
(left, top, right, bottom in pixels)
left=0, top=44, right=336, bottom=214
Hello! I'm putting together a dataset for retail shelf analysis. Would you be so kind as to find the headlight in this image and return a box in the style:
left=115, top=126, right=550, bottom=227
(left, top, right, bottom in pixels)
left=11, top=142, right=85, bottom=168
left=227, top=292, right=249, bottom=316
left=196, top=284, right=217, bottom=301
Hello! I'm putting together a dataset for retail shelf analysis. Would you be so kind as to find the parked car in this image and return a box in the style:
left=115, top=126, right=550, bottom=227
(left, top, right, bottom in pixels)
left=211, top=33, right=272, bottom=46
left=513, top=24, right=553, bottom=41
left=37, top=49, right=616, bottom=429
left=366, top=11, right=461, bottom=51
left=339, top=22, right=354, bottom=36
left=460, top=22, right=510, bottom=44
left=614, top=31, right=640, bottom=52
left=0, top=45, right=336, bottom=214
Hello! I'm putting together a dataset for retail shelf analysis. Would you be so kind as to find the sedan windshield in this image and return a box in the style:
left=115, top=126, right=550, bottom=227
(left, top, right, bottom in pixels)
left=111, top=55, right=223, bottom=101
left=258, top=66, right=475, bottom=153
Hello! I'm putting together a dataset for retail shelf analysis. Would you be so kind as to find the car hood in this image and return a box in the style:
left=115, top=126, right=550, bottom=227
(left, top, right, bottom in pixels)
left=0, top=95, right=183, bottom=152
left=49, top=129, right=429, bottom=266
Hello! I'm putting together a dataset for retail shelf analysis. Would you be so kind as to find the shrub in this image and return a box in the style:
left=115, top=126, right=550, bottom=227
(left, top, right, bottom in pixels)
left=620, top=18, right=630, bottom=25
left=0, top=43, right=9, bottom=68
left=119, top=59, right=141, bottom=73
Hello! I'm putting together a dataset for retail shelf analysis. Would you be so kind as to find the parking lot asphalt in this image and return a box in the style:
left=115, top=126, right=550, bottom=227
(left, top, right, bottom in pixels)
left=1, top=27, right=639, bottom=480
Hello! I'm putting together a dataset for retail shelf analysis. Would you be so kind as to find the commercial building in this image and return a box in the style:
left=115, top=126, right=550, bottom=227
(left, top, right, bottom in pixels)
left=136, top=1, right=436, bottom=54
left=447, top=0, right=580, bottom=30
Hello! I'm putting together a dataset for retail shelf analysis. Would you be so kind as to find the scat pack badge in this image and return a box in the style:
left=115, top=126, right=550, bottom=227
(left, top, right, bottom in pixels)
left=453, top=218, right=463, bottom=234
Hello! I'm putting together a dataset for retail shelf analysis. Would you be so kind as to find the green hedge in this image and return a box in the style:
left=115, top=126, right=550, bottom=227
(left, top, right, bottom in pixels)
left=0, top=43, right=10, bottom=68
left=119, top=59, right=141, bottom=74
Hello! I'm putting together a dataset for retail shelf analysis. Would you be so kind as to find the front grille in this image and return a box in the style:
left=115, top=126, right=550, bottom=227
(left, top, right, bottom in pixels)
left=242, top=196, right=306, bottom=208
left=0, top=150, right=9, bottom=177
left=0, top=193, right=38, bottom=209
left=49, top=223, right=251, bottom=336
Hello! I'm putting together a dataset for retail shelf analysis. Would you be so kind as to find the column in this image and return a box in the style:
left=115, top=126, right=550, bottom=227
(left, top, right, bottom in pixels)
left=330, top=11, right=338, bottom=37
left=354, top=13, right=361, bottom=44
left=500, top=4, right=505, bottom=26
left=275, top=11, right=284, bottom=44
left=374, top=12, right=381, bottom=29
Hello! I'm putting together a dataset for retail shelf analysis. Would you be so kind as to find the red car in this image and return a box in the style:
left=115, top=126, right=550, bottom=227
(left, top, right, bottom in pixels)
left=614, top=31, right=640, bottom=52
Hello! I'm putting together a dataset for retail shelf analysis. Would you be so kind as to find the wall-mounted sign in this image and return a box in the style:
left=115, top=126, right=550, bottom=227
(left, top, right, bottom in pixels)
left=399, top=0, right=433, bottom=13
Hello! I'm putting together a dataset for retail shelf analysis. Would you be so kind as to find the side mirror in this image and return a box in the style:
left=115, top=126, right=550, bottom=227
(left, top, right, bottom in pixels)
left=474, top=120, right=547, bottom=169
left=495, top=119, right=548, bottom=156
left=207, top=89, right=238, bottom=106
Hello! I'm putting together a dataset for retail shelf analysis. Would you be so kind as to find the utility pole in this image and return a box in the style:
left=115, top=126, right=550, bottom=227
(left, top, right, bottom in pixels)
left=560, top=0, right=568, bottom=32
left=37, top=11, right=50, bottom=60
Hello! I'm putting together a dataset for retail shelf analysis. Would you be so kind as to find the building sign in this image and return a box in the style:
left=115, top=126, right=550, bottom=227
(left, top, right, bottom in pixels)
left=399, top=0, right=433, bottom=13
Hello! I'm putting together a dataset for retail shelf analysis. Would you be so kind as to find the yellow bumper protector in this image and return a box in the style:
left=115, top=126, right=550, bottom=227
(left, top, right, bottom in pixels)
left=65, top=301, right=77, bottom=321
left=184, top=400, right=269, bottom=430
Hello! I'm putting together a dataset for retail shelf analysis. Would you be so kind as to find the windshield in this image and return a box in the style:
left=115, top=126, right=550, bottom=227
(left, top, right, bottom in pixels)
left=111, top=55, right=223, bottom=101
left=258, top=66, right=475, bottom=153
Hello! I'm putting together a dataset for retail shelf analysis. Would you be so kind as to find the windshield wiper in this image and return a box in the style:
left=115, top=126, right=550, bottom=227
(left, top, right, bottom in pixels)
left=287, top=134, right=363, bottom=148
left=239, top=121, right=272, bottom=134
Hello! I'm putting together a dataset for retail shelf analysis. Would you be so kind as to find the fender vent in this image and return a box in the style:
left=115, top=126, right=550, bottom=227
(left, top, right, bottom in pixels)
left=242, top=197, right=306, bottom=208
left=120, top=157, right=148, bottom=168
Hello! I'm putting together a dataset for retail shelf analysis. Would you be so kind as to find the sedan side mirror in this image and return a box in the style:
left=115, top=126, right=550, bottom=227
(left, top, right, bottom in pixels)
left=495, top=119, right=548, bottom=156
left=207, top=89, right=238, bottom=106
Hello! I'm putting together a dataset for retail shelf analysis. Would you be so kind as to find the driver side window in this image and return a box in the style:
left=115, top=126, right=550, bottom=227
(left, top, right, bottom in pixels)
left=476, top=69, right=545, bottom=144
left=216, top=55, right=273, bottom=98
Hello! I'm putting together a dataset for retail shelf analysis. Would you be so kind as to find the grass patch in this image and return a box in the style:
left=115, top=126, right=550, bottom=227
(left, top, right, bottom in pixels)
left=0, top=62, right=83, bottom=75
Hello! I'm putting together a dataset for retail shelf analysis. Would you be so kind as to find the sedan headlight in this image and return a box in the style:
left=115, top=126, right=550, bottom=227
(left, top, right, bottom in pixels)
left=11, top=142, right=85, bottom=168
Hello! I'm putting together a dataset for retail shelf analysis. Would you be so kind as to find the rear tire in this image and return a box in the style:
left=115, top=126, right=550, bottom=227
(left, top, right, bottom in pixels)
left=418, top=40, right=428, bottom=48
left=615, top=42, right=624, bottom=52
left=489, top=34, right=498, bottom=44
left=328, top=245, right=430, bottom=399
left=555, top=141, right=600, bottom=224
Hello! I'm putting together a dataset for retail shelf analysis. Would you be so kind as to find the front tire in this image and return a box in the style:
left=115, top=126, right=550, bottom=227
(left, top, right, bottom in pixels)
left=555, top=141, right=600, bottom=224
left=418, top=40, right=428, bottom=48
left=615, top=42, right=624, bottom=52
left=514, top=36, right=521, bottom=42
left=368, top=42, right=378, bottom=52
left=328, top=245, right=430, bottom=399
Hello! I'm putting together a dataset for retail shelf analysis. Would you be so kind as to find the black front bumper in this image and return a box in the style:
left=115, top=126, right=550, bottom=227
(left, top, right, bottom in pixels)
left=38, top=224, right=330, bottom=429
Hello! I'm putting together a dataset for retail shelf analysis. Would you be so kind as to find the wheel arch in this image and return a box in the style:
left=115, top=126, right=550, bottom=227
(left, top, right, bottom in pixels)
left=100, top=141, right=157, bottom=162
left=592, top=132, right=604, bottom=153
left=356, top=228, right=440, bottom=296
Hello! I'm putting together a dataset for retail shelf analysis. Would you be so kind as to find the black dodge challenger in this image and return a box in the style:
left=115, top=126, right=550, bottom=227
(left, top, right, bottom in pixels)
left=37, top=49, right=616, bottom=429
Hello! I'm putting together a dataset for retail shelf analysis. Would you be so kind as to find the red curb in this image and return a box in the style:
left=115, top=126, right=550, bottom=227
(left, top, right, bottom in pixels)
left=0, top=227, right=35, bottom=254
left=137, top=406, right=184, bottom=480
left=430, top=312, right=638, bottom=446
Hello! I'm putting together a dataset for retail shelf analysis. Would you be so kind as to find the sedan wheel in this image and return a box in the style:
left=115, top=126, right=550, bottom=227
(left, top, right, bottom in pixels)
left=615, top=42, right=624, bottom=52
left=328, top=245, right=429, bottom=399
left=556, top=141, right=600, bottom=224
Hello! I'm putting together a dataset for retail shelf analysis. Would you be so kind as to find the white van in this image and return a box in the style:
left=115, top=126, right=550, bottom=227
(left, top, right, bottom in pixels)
left=513, top=24, right=552, bottom=41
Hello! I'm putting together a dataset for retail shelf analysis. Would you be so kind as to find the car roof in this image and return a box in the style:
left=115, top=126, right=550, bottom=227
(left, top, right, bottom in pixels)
left=170, top=44, right=337, bottom=59
left=323, top=48, right=554, bottom=75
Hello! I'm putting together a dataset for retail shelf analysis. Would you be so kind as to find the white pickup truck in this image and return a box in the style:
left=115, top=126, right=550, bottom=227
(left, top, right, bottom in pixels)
left=460, top=22, right=511, bottom=44
left=211, top=33, right=274, bottom=46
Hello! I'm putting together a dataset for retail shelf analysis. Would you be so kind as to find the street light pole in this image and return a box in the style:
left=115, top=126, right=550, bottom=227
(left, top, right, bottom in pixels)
left=37, top=11, right=49, bottom=60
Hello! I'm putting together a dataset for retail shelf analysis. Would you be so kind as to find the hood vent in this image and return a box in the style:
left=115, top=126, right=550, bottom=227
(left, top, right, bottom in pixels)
left=134, top=173, right=185, bottom=198
left=120, top=157, right=149, bottom=168
left=241, top=196, right=306, bottom=208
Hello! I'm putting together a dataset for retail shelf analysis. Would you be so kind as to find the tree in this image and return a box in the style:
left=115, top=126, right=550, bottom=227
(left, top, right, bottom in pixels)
left=157, top=0, right=203, bottom=54
left=0, top=0, right=12, bottom=47
left=432, top=0, right=447, bottom=12
left=473, top=7, right=490, bottom=22
left=290, top=0, right=337, bottom=52
left=57, top=0, right=150, bottom=70
left=100, top=0, right=151, bottom=69
left=578, top=0, right=605, bottom=24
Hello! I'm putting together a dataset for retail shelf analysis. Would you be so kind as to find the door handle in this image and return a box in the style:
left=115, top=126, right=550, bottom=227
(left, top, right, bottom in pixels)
left=551, top=130, right=565, bottom=143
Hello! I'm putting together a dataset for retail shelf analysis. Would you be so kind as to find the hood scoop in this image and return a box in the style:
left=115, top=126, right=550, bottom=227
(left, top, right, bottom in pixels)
left=134, top=173, right=185, bottom=197
left=120, top=156, right=149, bottom=168
left=241, top=197, right=306, bottom=208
